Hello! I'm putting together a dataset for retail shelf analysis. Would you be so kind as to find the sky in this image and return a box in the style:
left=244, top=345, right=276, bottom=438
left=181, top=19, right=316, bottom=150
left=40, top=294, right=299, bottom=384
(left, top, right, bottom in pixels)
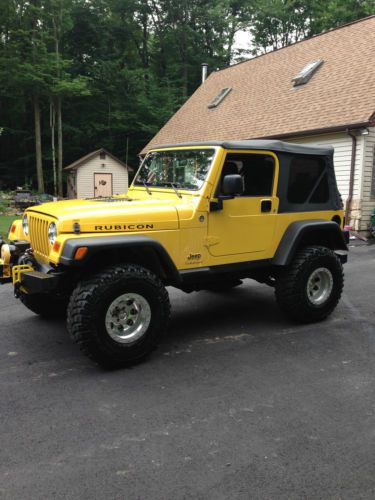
left=233, top=29, right=255, bottom=62
left=234, top=29, right=251, bottom=51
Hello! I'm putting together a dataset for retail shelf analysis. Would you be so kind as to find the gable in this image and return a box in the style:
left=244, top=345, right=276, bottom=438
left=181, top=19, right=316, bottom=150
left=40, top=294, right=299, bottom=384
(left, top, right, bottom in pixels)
left=64, top=148, right=129, bottom=170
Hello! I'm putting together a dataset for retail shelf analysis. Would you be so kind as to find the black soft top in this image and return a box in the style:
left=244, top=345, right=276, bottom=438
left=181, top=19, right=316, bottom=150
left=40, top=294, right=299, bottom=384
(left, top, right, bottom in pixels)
left=151, top=140, right=333, bottom=157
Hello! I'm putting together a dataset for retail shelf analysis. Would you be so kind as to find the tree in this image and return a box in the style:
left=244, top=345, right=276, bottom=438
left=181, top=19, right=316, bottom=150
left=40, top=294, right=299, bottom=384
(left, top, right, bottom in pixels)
left=0, top=0, right=374, bottom=192
left=0, top=0, right=51, bottom=191
left=250, top=0, right=375, bottom=54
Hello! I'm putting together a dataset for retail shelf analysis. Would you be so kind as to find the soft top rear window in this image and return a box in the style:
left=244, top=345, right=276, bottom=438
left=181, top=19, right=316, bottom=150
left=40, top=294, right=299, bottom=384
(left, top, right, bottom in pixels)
left=287, top=157, right=329, bottom=204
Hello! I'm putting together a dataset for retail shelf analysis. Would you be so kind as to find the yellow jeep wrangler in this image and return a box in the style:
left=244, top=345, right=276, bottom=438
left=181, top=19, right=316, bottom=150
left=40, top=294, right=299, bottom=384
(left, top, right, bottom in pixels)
left=0, top=140, right=348, bottom=367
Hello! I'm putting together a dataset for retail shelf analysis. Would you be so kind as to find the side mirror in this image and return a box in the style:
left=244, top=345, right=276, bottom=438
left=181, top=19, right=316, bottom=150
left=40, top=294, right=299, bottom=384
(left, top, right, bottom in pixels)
left=222, top=174, right=244, bottom=196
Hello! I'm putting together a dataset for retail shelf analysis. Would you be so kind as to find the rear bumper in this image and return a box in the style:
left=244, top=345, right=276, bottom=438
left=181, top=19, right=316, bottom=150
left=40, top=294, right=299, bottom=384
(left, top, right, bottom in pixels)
left=335, top=250, right=348, bottom=264
left=343, top=229, right=350, bottom=245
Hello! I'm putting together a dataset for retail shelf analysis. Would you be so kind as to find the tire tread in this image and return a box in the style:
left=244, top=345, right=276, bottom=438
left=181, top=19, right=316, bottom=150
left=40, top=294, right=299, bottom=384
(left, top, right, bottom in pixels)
left=275, top=245, right=344, bottom=323
left=67, top=264, right=170, bottom=367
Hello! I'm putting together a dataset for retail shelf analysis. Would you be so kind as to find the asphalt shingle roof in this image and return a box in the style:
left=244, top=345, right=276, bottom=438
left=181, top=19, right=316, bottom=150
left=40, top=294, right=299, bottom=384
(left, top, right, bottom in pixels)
left=143, top=16, right=375, bottom=153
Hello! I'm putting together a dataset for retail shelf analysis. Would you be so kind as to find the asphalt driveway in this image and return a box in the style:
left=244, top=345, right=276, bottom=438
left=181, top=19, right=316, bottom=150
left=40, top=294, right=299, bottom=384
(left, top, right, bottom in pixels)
left=1, top=244, right=375, bottom=499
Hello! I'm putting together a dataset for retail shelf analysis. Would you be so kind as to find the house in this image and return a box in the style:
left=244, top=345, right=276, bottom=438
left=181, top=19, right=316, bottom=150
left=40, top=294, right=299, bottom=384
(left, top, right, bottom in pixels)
left=143, top=16, right=375, bottom=232
left=65, top=149, right=132, bottom=199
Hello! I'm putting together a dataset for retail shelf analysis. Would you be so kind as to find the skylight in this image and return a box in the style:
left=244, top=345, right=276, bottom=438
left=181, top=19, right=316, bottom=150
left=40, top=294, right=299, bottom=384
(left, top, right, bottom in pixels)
left=292, top=59, right=324, bottom=86
left=208, top=87, right=232, bottom=108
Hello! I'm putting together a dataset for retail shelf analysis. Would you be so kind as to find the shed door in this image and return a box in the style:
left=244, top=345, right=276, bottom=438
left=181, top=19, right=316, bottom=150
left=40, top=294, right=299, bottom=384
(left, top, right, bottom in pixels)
left=94, top=173, right=112, bottom=197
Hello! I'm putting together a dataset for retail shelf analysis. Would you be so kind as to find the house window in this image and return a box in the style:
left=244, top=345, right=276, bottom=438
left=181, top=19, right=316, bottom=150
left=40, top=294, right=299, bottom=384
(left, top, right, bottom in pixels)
left=208, top=88, right=232, bottom=109
left=221, top=153, right=275, bottom=196
left=100, top=151, right=106, bottom=159
left=370, top=147, right=375, bottom=198
left=287, top=157, right=329, bottom=204
left=292, top=59, right=324, bottom=86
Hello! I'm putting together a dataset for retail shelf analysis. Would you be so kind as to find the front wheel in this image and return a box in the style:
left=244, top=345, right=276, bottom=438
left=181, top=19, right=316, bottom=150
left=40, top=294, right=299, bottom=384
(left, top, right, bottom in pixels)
left=67, top=264, right=170, bottom=368
left=275, top=246, right=344, bottom=323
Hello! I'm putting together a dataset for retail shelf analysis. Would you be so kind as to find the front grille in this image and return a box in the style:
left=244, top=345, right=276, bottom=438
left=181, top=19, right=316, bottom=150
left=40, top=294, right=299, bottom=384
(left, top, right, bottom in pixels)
left=29, top=215, right=51, bottom=258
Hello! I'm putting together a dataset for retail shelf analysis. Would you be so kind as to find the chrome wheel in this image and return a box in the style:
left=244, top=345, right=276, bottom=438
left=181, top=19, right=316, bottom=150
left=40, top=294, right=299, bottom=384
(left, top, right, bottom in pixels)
left=306, top=267, right=333, bottom=306
left=105, top=293, right=151, bottom=344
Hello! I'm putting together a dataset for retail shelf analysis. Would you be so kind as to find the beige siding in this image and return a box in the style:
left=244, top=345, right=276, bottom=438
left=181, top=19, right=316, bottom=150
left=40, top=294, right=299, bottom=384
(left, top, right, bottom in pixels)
left=361, top=127, right=375, bottom=231
left=287, top=132, right=365, bottom=229
left=75, top=154, right=128, bottom=199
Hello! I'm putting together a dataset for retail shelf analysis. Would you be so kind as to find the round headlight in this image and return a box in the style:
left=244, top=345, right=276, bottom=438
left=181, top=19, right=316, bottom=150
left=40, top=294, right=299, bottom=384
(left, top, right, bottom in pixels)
left=48, top=222, right=57, bottom=245
left=22, top=214, right=29, bottom=236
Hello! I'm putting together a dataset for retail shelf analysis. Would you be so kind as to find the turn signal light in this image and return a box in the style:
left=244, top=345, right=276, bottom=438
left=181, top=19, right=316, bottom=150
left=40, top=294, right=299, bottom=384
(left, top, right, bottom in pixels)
left=10, top=224, right=16, bottom=233
left=75, top=247, right=88, bottom=260
left=53, top=241, right=61, bottom=252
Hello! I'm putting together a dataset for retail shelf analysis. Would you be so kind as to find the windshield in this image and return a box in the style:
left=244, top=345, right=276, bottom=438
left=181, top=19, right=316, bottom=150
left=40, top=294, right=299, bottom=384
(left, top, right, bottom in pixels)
left=134, top=149, right=215, bottom=191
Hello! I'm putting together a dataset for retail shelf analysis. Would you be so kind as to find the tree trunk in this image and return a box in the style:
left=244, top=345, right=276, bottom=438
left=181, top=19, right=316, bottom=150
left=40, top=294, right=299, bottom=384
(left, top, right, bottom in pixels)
left=33, top=94, right=44, bottom=192
left=50, top=100, right=57, bottom=196
left=57, top=96, right=63, bottom=197
left=53, top=12, right=63, bottom=197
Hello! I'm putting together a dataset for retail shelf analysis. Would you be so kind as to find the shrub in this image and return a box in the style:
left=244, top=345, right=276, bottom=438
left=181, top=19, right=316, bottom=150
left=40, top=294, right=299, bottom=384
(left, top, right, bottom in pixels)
left=0, top=199, right=9, bottom=215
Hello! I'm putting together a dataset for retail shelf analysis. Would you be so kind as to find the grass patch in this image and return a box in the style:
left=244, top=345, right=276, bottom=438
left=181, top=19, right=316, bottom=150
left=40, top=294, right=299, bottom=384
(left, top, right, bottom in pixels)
left=0, top=215, right=17, bottom=241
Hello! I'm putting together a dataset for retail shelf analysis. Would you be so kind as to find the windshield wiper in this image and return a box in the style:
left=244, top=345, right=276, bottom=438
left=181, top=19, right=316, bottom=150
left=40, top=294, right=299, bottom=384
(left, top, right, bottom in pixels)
left=163, top=182, right=182, bottom=198
left=142, top=180, right=152, bottom=196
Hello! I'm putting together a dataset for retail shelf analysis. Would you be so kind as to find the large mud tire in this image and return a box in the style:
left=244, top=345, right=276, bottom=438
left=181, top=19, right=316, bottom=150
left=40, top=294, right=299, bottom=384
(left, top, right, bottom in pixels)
left=275, top=246, right=344, bottom=323
left=67, top=264, right=170, bottom=368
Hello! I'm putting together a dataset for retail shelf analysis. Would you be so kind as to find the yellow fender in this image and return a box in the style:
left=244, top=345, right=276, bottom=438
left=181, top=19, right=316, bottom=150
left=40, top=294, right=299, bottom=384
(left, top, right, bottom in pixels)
left=8, top=219, right=24, bottom=241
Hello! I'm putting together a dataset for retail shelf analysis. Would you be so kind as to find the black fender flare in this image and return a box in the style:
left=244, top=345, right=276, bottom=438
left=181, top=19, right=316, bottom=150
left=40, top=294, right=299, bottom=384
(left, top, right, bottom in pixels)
left=59, top=235, right=181, bottom=284
left=272, top=220, right=348, bottom=266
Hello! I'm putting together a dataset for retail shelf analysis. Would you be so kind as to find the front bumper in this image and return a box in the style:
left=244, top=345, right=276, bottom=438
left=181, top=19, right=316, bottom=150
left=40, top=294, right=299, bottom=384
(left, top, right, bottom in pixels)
left=0, top=240, right=61, bottom=294
left=17, top=270, right=61, bottom=294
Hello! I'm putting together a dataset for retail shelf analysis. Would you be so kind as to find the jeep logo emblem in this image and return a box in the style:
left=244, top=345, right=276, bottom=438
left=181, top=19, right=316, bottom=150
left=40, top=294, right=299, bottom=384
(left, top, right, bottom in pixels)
left=187, top=253, right=202, bottom=261
left=94, top=224, right=154, bottom=231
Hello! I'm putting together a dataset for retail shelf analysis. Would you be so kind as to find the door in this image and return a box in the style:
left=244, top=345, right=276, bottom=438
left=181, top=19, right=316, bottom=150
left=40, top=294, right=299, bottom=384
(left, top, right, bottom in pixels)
left=94, top=173, right=112, bottom=197
left=208, top=151, right=279, bottom=257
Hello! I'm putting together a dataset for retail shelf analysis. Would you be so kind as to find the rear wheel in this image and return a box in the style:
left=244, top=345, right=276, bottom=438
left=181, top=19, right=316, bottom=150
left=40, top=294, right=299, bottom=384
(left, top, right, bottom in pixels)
left=275, top=246, right=344, bottom=323
left=67, top=264, right=170, bottom=368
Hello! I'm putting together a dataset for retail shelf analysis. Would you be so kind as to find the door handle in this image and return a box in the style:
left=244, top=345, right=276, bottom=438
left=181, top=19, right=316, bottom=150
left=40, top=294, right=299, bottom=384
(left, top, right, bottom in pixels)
left=261, top=199, right=272, bottom=213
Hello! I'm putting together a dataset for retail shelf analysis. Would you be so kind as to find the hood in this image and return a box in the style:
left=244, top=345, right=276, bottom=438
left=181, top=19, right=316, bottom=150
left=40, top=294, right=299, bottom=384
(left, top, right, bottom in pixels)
left=27, top=197, right=181, bottom=233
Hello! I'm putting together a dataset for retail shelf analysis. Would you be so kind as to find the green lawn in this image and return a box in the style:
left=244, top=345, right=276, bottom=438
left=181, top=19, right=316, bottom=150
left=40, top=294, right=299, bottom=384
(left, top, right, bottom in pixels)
left=0, top=215, right=17, bottom=241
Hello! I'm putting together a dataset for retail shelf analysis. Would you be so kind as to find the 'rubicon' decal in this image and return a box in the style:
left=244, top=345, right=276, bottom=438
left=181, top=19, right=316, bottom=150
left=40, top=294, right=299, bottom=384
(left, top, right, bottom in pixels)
left=94, top=224, right=154, bottom=231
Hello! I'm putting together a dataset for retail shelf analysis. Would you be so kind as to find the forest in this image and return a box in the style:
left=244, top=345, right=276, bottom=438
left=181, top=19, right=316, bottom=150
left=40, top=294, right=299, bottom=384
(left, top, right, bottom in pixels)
left=0, top=0, right=374, bottom=194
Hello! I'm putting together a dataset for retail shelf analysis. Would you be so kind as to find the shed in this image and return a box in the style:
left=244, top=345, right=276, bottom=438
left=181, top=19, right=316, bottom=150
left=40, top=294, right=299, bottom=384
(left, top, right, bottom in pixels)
left=65, top=149, right=132, bottom=199
left=143, top=16, right=375, bottom=233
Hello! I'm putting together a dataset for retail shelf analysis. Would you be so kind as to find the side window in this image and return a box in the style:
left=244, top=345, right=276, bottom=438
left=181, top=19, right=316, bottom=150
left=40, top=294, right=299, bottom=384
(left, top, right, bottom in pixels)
left=222, top=153, right=275, bottom=196
left=287, top=157, right=329, bottom=204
